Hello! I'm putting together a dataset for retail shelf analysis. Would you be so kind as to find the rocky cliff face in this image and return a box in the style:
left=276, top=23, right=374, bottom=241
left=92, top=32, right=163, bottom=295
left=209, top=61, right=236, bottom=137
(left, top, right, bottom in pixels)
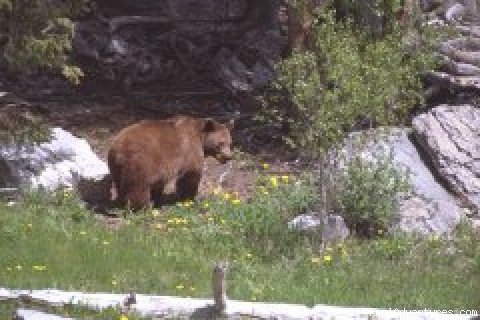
left=73, top=0, right=287, bottom=94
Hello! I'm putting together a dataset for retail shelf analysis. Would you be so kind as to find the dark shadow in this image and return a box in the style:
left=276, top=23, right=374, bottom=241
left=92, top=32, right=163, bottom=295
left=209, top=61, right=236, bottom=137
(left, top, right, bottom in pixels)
left=190, top=305, right=228, bottom=319
left=77, top=173, right=193, bottom=215
left=76, top=174, right=117, bottom=215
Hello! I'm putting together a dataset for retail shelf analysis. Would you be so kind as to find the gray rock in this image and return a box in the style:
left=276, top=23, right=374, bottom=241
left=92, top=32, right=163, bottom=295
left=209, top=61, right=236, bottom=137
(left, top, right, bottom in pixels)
left=321, top=214, right=350, bottom=243
left=446, top=2, right=466, bottom=21
left=337, top=128, right=464, bottom=235
left=288, top=214, right=322, bottom=230
left=0, top=127, right=108, bottom=192
left=288, top=213, right=350, bottom=243
left=252, top=61, right=275, bottom=88
left=412, top=105, right=480, bottom=214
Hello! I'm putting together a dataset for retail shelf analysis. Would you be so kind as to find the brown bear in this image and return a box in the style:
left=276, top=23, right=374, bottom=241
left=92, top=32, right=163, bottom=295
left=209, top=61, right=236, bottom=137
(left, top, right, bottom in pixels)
left=108, top=116, right=234, bottom=210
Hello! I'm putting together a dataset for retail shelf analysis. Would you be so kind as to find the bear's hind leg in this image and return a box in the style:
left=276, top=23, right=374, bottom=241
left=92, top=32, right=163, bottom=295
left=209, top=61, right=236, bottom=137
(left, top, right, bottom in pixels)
left=150, top=181, right=166, bottom=207
left=176, top=171, right=202, bottom=202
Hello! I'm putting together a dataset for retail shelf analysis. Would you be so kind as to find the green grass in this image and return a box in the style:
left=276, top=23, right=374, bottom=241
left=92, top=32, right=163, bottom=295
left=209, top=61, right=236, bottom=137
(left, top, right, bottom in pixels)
left=0, top=174, right=479, bottom=316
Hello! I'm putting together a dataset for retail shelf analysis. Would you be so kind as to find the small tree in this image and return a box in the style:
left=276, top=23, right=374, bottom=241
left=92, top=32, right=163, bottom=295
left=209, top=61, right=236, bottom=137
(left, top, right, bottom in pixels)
left=0, top=0, right=88, bottom=83
left=260, top=5, right=436, bottom=216
left=265, top=10, right=434, bottom=154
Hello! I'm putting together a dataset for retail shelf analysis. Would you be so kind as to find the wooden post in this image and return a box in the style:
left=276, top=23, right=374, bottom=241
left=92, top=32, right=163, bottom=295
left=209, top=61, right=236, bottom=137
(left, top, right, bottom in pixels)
left=212, top=261, right=228, bottom=312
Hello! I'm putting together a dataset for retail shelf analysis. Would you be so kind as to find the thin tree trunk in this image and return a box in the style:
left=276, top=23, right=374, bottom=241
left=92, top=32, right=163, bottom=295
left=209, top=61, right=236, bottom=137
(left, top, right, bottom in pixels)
left=287, top=1, right=317, bottom=52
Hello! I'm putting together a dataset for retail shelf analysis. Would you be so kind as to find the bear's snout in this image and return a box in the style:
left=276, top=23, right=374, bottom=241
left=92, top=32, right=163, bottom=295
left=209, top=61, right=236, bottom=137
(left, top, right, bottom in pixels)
left=217, top=149, right=233, bottom=164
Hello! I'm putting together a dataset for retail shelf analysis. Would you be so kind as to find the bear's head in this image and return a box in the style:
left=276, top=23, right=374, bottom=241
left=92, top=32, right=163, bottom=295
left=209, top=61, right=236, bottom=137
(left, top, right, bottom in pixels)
left=202, top=118, right=234, bottom=164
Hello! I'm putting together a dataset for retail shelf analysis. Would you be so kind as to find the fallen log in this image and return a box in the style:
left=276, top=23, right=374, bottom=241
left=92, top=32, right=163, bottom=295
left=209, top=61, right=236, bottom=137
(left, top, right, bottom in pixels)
left=14, top=309, right=73, bottom=320
left=0, top=288, right=476, bottom=319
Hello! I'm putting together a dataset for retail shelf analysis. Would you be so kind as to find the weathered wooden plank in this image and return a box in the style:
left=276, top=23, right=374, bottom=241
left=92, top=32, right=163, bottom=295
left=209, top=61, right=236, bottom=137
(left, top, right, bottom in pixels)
left=1, top=288, right=476, bottom=320
left=14, top=308, right=73, bottom=320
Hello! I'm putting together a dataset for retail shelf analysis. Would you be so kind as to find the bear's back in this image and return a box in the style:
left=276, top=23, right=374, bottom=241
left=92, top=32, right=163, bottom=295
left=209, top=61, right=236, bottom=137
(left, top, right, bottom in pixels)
left=109, top=117, right=204, bottom=170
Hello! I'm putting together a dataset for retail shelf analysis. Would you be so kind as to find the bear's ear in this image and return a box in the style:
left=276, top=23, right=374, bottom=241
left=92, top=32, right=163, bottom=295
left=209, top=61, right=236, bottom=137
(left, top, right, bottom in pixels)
left=203, top=118, right=216, bottom=132
left=226, top=119, right=234, bottom=130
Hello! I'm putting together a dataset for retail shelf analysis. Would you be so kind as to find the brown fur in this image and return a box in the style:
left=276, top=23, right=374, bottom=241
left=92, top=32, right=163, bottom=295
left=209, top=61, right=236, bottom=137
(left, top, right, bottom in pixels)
left=108, top=116, right=233, bottom=210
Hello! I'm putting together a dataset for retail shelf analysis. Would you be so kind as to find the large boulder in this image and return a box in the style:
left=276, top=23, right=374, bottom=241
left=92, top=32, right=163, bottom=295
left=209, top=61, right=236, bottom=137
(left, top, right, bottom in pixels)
left=337, top=128, right=465, bottom=235
left=0, top=127, right=108, bottom=191
left=412, top=105, right=480, bottom=214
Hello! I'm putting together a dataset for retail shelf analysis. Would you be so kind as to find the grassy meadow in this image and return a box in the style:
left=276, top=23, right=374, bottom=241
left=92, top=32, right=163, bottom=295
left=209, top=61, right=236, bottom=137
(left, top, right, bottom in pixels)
left=0, top=172, right=479, bottom=317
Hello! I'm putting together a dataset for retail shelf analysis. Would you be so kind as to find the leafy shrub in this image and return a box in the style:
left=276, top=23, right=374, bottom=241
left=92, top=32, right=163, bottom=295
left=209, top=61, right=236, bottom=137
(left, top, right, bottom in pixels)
left=333, top=156, right=409, bottom=236
left=0, top=0, right=88, bottom=83
left=259, top=9, right=436, bottom=154
left=0, top=106, right=50, bottom=144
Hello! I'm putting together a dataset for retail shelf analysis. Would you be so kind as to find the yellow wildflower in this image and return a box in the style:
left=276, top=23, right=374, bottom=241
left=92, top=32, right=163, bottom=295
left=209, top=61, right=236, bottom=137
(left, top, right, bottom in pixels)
left=124, top=220, right=131, bottom=225
left=259, top=186, right=269, bottom=195
left=155, top=223, right=164, bottom=230
left=119, top=315, right=128, bottom=320
left=177, top=202, right=184, bottom=207
left=245, top=253, right=253, bottom=258
left=32, top=265, right=47, bottom=271
left=79, top=230, right=86, bottom=235
left=190, top=286, right=195, bottom=291
left=6, top=267, right=12, bottom=271
left=63, top=189, right=72, bottom=198
left=208, top=217, right=214, bottom=222
left=203, top=202, right=210, bottom=208
left=231, top=199, right=241, bottom=205
left=323, top=255, right=333, bottom=263
left=15, top=265, right=22, bottom=270
left=151, top=209, right=161, bottom=217
left=269, top=176, right=278, bottom=187
left=261, top=163, right=269, bottom=170
left=223, top=193, right=231, bottom=200
left=102, top=240, right=110, bottom=246
left=27, top=223, right=33, bottom=228
left=213, top=187, right=222, bottom=195
left=167, top=219, right=174, bottom=224
left=311, top=256, right=321, bottom=264
left=221, top=219, right=226, bottom=224
left=176, top=284, right=184, bottom=290
left=281, top=175, right=289, bottom=183
left=111, top=280, right=117, bottom=286
left=341, top=248, right=348, bottom=257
